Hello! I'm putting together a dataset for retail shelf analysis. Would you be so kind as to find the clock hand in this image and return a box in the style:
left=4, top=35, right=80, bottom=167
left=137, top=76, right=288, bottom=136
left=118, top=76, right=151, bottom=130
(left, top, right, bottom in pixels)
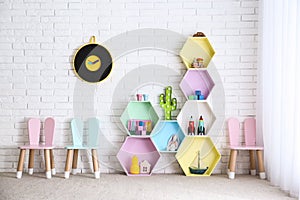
left=92, top=60, right=100, bottom=64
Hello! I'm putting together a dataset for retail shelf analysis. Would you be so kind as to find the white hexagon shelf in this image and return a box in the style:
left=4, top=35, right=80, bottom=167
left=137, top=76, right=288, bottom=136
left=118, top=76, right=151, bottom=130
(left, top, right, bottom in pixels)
left=179, top=69, right=215, bottom=100
left=120, top=101, right=159, bottom=136
left=175, top=136, right=221, bottom=176
left=177, top=101, right=216, bottom=136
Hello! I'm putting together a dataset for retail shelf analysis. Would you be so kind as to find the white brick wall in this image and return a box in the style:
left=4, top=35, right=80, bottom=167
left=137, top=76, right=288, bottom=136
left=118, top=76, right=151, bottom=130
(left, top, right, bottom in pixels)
left=0, top=0, right=258, bottom=175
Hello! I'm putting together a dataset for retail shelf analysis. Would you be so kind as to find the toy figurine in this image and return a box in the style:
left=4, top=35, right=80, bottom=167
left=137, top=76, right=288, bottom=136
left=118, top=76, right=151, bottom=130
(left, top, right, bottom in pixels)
left=188, top=116, right=195, bottom=135
left=159, top=86, right=177, bottom=120
left=193, top=32, right=206, bottom=37
left=140, top=160, right=151, bottom=174
left=167, top=134, right=179, bottom=151
left=130, top=155, right=140, bottom=174
left=191, top=57, right=204, bottom=68
left=197, top=115, right=205, bottom=135
left=189, top=150, right=208, bottom=175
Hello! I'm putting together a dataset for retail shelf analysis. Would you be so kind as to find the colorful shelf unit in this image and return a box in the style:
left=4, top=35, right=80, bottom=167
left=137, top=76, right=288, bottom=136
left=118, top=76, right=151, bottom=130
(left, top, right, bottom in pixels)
left=177, top=101, right=216, bottom=136
left=175, top=136, right=221, bottom=176
left=151, top=120, right=185, bottom=153
left=120, top=101, right=159, bottom=136
left=116, top=136, right=161, bottom=176
left=179, top=37, right=215, bottom=69
left=179, top=69, right=215, bottom=100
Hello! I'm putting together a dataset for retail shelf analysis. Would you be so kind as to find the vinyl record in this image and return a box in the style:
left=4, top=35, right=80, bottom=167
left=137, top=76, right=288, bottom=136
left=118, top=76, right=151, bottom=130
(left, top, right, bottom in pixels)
left=73, top=37, right=113, bottom=83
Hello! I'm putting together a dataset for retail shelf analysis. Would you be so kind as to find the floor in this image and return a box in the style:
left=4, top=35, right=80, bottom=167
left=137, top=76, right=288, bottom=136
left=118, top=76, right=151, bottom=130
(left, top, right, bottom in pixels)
left=0, top=173, right=296, bottom=200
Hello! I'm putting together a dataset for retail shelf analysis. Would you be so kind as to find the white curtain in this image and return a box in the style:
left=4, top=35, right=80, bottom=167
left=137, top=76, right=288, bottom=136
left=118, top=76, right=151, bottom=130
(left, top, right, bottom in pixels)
left=258, top=0, right=300, bottom=198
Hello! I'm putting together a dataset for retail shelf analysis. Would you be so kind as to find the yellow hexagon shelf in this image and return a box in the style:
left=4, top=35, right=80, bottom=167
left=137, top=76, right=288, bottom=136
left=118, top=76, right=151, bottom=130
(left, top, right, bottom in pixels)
left=175, top=136, right=221, bottom=176
left=180, top=37, right=215, bottom=69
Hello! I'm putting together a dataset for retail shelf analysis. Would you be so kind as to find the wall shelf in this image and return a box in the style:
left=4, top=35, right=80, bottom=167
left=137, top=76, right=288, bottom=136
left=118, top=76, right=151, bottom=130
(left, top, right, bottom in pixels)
left=179, top=69, right=215, bottom=100
left=179, top=37, right=215, bottom=69
left=151, top=120, right=185, bottom=153
left=120, top=101, right=159, bottom=136
left=117, top=34, right=221, bottom=177
left=116, top=136, right=161, bottom=176
left=177, top=100, right=216, bottom=136
left=175, top=136, right=221, bottom=176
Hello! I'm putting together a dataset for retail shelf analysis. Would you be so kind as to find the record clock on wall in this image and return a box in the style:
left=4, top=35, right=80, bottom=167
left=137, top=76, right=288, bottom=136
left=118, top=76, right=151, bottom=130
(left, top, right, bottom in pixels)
left=73, top=36, right=113, bottom=83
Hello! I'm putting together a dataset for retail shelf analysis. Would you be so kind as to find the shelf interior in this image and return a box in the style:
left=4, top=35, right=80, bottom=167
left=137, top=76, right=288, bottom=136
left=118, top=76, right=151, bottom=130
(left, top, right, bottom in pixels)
left=120, top=101, right=159, bottom=136
left=179, top=37, right=215, bottom=69
left=151, top=121, right=185, bottom=152
left=177, top=101, right=216, bottom=136
left=179, top=69, right=215, bottom=100
left=175, top=136, right=221, bottom=176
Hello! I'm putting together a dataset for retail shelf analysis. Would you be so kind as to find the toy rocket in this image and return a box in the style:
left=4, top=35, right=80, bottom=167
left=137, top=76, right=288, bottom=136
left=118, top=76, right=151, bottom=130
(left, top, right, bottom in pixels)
left=197, top=115, right=205, bottom=135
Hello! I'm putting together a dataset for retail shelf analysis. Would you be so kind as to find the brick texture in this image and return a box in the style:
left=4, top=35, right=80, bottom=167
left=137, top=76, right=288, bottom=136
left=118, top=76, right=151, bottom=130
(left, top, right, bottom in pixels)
left=0, top=0, right=258, bottom=174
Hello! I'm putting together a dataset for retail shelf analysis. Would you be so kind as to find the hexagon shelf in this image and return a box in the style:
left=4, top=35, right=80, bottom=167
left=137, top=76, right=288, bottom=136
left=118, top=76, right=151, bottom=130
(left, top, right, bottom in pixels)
left=151, top=120, right=185, bottom=153
left=177, top=101, right=216, bottom=136
left=180, top=37, right=215, bottom=69
left=179, top=69, right=215, bottom=100
left=117, top=136, right=161, bottom=176
left=120, top=101, right=159, bottom=136
left=175, top=136, right=221, bottom=176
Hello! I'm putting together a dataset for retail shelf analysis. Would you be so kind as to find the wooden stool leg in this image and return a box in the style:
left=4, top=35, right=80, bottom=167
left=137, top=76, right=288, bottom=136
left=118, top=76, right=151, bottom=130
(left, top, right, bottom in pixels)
left=257, top=150, right=266, bottom=179
left=16, top=149, right=26, bottom=179
left=28, top=149, right=35, bottom=175
left=64, top=149, right=73, bottom=179
left=92, top=149, right=100, bottom=179
left=72, top=149, right=79, bottom=175
left=228, top=150, right=232, bottom=174
left=249, top=150, right=256, bottom=175
left=50, top=149, right=56, bottom=175
left=44, top=149, right=51, bottom=179
left=228, top=149, right=237, bottom=179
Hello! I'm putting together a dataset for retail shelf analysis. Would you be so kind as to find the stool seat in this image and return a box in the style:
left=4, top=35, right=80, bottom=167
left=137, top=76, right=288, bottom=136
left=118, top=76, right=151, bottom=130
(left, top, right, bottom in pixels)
left=19, top=145, right=55, bottom=150
left=229, top=145, right=264, bottom=150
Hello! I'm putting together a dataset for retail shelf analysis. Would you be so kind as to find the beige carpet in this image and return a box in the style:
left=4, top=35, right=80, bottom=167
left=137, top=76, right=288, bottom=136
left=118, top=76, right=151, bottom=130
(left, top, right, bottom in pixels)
left=0, top=173, right=296, bottom=200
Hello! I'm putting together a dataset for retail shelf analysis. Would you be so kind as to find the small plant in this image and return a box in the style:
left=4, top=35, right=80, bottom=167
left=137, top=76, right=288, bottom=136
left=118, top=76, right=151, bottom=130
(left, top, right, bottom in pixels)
left=159, top=86, right=177, bottom=120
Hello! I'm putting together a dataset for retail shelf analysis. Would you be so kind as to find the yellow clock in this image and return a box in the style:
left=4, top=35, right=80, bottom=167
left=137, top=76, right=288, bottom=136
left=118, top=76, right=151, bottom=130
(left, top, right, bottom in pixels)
left=85, top=55, right=101, bottom=72
left=73, top=36, right=113, bottom=83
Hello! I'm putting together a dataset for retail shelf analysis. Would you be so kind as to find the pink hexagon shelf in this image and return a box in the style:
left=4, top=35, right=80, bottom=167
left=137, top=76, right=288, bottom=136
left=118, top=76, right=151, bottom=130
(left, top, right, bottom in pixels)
left=177, top=101, right=216, bottom=136
left=116, top=136, right=161, bottom=176
left=179, top=69, right=215, bottom=100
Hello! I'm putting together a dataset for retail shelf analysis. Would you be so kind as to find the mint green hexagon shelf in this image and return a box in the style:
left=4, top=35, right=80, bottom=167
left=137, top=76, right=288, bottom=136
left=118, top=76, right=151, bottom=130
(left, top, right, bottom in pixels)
left=180, top=37, right=215, bottom=69
left=120, top=101, right=159, bottom=136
